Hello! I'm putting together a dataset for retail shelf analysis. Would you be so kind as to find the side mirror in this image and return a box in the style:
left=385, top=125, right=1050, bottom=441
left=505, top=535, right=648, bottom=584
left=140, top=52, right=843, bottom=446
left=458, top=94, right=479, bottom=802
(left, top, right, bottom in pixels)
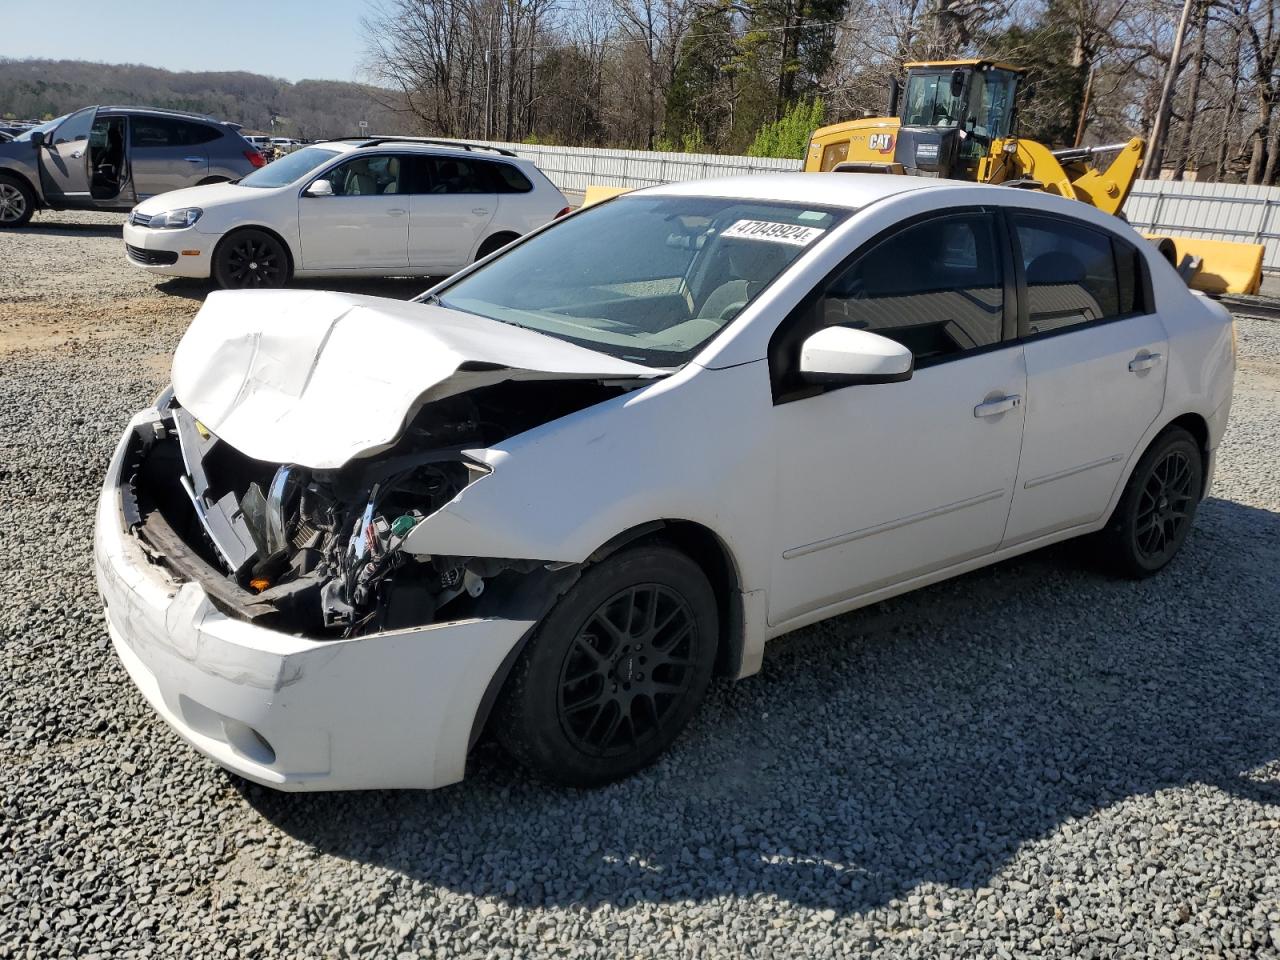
left=29, top=130, right=45, bottom=148
left=304, top=179, right=334, bottom=197
left=799, top=326, right=913, bottom=385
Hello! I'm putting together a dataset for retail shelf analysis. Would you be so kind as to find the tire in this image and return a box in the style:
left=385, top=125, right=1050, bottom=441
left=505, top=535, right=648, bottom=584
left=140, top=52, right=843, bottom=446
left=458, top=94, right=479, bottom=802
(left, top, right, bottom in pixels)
left=493, top=544, right=719, bottom=787
left=0, top=174, right=35, bottom=228
left=1098, top=427, right=1203, bottom=578
left=475, top=232, right=519, bottom=262
left=212, top=229, right=290, bottom=289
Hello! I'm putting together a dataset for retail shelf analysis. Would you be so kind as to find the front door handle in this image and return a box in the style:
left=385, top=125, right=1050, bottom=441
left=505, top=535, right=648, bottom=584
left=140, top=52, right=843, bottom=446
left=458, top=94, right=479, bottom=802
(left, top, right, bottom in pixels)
left=472, top=207, right=490, bottom=215
left=71, top=150, right=84, bottom=159
left=387, top=208, right=407, bottom=216
left=974, top=394, right=1022, bottom=418
left=1128, top=351, right=1163, bottom=372
left=184, top=156, right=203, bottom=163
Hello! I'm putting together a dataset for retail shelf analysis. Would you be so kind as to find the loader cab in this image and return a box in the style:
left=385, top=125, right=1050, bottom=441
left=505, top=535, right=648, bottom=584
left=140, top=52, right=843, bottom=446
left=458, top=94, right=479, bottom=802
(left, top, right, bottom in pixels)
left=894, top=60, right=1022, bottom=179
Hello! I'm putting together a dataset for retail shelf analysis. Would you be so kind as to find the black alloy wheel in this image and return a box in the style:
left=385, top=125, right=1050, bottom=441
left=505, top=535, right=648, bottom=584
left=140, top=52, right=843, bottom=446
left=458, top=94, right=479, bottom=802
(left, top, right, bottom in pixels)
left=494, top=544, right=719, bottom=786
left=213, top=229, right=288, bottom=289
left=557, top=583, right=700, bottom=758
left=1133, top=447, right=1196, bottom=566
left=1100, top=427, right=1203, bottom=578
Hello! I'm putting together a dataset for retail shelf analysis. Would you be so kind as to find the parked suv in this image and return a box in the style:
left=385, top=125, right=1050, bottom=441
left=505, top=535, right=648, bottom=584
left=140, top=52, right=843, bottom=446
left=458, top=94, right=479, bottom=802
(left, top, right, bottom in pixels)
left=120, top=137, right=570, bottom=287
left=0, top=106, right=264, bottom=228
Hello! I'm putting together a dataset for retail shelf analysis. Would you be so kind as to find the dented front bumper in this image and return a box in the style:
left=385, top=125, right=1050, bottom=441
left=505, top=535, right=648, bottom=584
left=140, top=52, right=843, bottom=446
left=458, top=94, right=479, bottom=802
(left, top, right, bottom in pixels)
left=94, top=412, right=535, bottom=791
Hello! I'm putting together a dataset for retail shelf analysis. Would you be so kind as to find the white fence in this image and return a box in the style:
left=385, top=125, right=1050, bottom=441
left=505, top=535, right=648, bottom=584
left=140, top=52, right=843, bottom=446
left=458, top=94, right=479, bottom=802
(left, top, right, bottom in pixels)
left=474, top=139, right=1280, bottom=273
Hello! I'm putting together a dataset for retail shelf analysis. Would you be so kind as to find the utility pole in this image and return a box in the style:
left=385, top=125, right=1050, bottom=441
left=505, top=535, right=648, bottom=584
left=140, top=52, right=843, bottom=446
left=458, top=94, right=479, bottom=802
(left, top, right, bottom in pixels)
left=1140, top=0, right=1196, bottom=179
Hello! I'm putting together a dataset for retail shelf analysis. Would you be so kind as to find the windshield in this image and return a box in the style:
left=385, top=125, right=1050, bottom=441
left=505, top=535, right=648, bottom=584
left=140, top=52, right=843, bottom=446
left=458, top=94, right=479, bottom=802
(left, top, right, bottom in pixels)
left=14, top=115, right=68, bottom=142
left=238, top=146, right=340, bottom=188
left=433, top=195, right=848, bottom=367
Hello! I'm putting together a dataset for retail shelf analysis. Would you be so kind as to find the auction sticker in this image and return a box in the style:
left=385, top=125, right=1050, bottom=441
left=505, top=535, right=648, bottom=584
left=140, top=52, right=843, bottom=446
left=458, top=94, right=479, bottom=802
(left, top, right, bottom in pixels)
left=721, top=219, right=826, bottom=246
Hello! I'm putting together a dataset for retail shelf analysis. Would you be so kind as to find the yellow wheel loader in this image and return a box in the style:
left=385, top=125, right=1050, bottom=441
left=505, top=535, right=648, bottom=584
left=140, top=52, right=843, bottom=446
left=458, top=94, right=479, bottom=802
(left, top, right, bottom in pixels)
left=805, top=59, right=1263, bottom=295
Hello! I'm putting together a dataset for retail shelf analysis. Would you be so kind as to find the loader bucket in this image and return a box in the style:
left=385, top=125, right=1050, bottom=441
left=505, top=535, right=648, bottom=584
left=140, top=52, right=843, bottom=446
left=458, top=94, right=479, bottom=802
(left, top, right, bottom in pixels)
left=1145, top=234, right=1264, bottom=296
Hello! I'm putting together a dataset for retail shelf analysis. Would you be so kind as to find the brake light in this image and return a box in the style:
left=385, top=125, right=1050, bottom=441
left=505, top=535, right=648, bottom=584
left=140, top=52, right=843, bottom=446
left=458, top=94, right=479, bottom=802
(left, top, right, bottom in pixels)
left=245, top=149, right=267, bottom=169
left=554, top=206, right=571, bottom=219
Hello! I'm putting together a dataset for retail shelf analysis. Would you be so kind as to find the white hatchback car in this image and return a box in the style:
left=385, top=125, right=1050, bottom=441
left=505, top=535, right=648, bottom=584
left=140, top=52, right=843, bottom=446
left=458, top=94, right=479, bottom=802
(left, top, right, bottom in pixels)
left=121, top=138, right=569, bottom=287
left=95, top=174, right=1234, bottom=791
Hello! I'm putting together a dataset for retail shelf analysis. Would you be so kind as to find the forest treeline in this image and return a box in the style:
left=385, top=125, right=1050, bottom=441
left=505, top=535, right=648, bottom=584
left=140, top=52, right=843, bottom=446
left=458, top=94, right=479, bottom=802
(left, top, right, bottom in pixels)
left=364, top=0, right=1280, bottom=183
left=0, top=58, right=403, bottom=139
left=6, top=0, right=1280, bottom=184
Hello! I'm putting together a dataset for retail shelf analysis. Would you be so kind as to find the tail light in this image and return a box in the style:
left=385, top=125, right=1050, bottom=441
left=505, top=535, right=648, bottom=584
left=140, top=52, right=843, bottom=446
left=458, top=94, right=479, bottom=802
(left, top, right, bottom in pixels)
left=554, top=206, right=571, bottom=219
left=245, top=149, right=267, bottom=169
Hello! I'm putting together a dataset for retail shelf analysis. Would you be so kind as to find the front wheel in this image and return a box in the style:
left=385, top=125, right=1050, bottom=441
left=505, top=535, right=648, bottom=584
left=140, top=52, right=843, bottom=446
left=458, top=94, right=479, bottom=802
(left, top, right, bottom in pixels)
left=493, top=544, right=718, bottom=786
left=0, top=175, right=35, bottom=228
left=1099, top=427, right=1203, bottom=578
left=212, top=229, right=289, bottom=289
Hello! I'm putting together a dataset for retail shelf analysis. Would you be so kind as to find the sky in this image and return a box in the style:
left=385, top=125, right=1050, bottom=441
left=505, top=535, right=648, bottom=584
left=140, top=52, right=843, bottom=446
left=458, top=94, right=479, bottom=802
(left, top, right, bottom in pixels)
left=0, top=0, right=371, bottom=83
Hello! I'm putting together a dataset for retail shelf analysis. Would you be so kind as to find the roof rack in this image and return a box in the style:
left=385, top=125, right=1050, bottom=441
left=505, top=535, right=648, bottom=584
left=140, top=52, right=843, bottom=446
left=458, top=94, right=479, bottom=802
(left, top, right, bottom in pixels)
left=351, top=136, right=517, bottom=157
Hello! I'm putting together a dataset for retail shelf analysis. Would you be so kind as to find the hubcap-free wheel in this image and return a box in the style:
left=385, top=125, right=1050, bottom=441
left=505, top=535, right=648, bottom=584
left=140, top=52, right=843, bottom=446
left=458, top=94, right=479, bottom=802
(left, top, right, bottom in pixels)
left=493, top=544, right=719, bottom=786
left=558, top=584, right=700, bottom=758
left=215, top=230, right=287, bottom=288
left=1134, top=449, right=1195, bottom=566
left=1099, top=426, right=1202, bottom=579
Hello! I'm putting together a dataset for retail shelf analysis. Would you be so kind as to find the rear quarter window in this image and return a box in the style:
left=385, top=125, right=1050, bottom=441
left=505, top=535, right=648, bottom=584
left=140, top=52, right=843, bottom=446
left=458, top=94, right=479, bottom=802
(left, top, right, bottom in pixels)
left=487, top=161, right=534, bottom=193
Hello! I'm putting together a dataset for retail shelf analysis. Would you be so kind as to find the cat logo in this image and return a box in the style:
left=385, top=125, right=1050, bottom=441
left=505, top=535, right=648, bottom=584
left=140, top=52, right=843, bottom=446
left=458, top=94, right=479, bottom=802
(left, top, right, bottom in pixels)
left=869, top=133, right=895, bottom=154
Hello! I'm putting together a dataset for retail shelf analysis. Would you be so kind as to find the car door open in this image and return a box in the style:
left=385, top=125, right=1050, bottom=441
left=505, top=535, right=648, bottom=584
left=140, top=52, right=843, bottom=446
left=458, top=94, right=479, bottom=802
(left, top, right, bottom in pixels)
left=36, top=107, right=97, bottom=203
left=767, top=210, right=1027, bottom=626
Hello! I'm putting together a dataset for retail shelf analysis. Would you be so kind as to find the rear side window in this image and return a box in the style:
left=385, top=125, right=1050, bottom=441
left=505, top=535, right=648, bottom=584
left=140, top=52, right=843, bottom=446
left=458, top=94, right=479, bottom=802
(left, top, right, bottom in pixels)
left=819, top=212, right=1005, bottom=364
left=401, top=157, right=494, bottom=195
left=486, top=161, right=533, bottom=193
left=130, top=117, right=222, bottom=147
left=1013, top=214, right=1135, bottom=334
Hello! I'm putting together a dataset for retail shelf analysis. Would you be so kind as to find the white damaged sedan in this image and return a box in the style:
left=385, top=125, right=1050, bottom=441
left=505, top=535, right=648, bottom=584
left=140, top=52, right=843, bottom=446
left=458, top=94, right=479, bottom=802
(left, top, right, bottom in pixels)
left=95, top=174, right=1235, bottom=791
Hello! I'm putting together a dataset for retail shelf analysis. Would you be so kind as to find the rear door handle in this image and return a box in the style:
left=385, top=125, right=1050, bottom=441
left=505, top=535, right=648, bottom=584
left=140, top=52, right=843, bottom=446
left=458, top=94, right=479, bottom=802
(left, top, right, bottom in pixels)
left=1128, top=351, right=1163, bottom=372
left=974, top=394, right=1022, bottom=418
left=472, top=207, right=490, bottom=215
left=387, top=208, right=407, bottom=216
left=184, top=156, right=204, bottom=163
left=71, top=150, right=84, bottom=159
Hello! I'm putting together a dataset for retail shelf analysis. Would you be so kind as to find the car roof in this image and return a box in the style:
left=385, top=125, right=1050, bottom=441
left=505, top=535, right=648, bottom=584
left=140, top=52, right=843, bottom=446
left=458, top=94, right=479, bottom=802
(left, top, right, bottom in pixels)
left=320, top=137, right=522, bottom=160
left=637, top=172, right=949, bottom=210
left=97, top=105, right=233, bottom=125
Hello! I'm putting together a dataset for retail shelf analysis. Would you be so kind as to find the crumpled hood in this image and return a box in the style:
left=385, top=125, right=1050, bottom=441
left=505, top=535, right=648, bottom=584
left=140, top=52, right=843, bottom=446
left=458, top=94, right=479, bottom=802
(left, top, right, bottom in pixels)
left=171, top=290, right=660, bottom=469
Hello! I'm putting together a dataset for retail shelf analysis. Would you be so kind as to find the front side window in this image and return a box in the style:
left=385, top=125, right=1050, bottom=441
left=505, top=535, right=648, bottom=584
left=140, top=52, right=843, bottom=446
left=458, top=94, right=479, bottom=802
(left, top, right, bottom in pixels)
left=313, top=154, right=403, bottom=196
left=238, top=146, right=340, bottom=188
left=1013, top=214, right=1127, bottom=334
left=818, top=212, right=1005, bottom=364
left=434, top=195, right=847, bottom=367
left=51, top=108, right=95, bottom=146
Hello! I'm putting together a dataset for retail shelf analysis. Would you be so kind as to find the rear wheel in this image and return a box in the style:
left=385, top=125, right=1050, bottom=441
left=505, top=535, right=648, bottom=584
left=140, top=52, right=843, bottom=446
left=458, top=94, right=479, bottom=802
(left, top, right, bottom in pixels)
left=213, top=229, right=289, bottom=289
left=494, top=544, right=718, bottom=786
left=1099, top=427, right=1203, bottom=578
left=0, top=175, right=35, bottom=228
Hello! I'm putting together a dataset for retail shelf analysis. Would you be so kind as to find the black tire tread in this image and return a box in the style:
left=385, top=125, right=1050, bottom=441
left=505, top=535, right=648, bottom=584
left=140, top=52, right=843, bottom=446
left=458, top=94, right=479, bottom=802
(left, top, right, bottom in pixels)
left=1099, top=426, right=1203, bottom=579
left=493, top=543, right=718, bottom=787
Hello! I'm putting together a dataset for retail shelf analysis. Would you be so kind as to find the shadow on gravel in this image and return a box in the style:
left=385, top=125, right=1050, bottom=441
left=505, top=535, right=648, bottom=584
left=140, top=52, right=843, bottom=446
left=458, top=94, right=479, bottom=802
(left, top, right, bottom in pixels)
left=241, top=496, right=1280, bottom=916
left=20, top=219, right=124, bottom=238
left=153, top=276, right=435, bottom=303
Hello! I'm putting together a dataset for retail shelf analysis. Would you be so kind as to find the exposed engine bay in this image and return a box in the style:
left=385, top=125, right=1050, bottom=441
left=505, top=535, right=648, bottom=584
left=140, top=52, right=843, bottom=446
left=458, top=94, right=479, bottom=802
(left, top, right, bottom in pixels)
left=123, top=379, right=631, bottom=637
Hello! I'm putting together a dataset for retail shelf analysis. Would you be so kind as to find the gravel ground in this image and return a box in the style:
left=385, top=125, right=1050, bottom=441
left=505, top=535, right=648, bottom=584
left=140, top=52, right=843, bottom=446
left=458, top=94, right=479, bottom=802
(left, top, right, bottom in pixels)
left=2, top=211, right=1280, bottom=959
